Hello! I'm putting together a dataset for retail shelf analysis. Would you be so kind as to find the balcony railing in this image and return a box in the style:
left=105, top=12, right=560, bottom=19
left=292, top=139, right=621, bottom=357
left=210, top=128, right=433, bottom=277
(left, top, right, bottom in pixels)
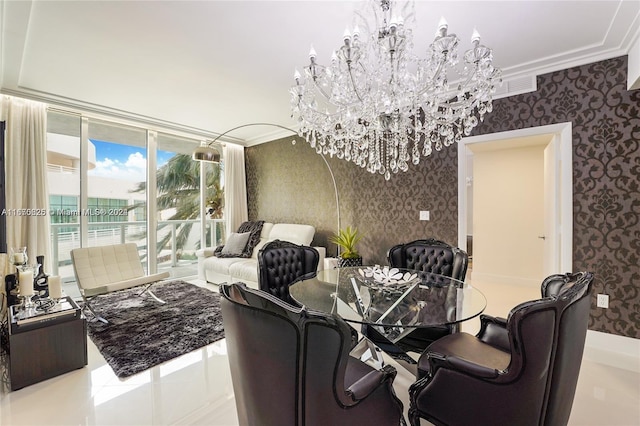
left=50, top=219, right=225, bottom=277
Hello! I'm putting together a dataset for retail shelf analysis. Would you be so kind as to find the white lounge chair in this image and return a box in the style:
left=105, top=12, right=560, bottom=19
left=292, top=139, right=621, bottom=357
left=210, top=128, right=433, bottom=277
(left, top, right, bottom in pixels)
left=71, top=243, right=170, bottom=323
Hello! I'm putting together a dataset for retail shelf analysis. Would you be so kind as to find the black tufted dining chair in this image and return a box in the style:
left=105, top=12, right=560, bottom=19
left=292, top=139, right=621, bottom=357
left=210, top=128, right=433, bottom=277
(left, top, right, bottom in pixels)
left=369, top=238, right=469, bottom=354
left=257, top=239, right=319, bottom=305
left=387, top=238, right=468, bottom=282
left=408, top=272, right=594, bottom=426
left=220, top=282, right=406, bottom=426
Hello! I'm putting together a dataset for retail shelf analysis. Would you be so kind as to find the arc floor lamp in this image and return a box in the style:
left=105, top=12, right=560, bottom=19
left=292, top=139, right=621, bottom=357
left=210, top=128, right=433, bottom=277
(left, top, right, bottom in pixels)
left=192, top=122, right=341, bottom=247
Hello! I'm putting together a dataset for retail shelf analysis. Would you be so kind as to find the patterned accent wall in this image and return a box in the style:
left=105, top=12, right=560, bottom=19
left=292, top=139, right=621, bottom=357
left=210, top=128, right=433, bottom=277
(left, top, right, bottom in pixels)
left=246, top=136, right=458, bottom=264
left=471, top=56, right=639, bottom=339
left=246, top=139, right=342, bottom=254
left=246, top=55, right=639, bottom=339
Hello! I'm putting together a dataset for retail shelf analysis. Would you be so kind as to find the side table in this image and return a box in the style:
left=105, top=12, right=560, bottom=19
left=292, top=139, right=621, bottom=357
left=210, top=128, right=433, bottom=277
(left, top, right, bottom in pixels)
left=8, top=297, right=87, bottom=391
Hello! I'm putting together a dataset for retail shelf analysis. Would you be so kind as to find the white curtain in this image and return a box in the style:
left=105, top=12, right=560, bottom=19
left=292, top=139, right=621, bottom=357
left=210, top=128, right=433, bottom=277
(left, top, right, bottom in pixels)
left=223, top=143, right=248, bottom=236
left=0, top=96, right=51, bottom=269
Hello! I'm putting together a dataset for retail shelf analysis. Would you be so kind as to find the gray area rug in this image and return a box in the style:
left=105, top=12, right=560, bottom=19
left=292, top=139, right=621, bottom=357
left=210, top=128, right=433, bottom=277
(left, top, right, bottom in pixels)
left=86, top=280, right=224, bottom=378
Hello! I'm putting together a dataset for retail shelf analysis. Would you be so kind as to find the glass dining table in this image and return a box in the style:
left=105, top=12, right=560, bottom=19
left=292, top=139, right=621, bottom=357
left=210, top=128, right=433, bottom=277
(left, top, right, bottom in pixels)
left=289, top=265, right=487, bottom=374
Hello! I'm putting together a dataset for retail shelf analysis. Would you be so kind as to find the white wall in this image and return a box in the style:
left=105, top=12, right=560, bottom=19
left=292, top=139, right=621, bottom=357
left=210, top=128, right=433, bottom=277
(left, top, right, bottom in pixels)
left=472, top=144, right=545, bottom=285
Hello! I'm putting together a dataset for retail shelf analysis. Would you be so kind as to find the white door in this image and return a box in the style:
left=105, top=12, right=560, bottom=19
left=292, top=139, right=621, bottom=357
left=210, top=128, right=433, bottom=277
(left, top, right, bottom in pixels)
left=468, top=142, right=546, bottom=286
left=458, top=123, right=573, bottom=285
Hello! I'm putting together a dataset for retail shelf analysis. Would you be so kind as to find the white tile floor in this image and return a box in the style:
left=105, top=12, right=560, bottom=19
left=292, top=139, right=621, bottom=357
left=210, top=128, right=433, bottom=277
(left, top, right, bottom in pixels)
left=1, top=278, right=639, bottom=426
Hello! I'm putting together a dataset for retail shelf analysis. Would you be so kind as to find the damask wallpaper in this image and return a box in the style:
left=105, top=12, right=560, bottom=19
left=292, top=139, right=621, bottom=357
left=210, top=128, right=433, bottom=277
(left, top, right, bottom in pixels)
left=246, top=139, right=458, bottom=264
left=246, top=55, right=639, bottom=339
left=471, top=56, right=639, bottom=339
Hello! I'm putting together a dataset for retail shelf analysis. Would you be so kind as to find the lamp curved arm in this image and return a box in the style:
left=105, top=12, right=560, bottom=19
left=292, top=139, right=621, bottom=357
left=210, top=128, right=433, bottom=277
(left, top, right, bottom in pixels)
left=206, top=122, right=299, bottom=146
left=197, top=122, right=341, bottom=248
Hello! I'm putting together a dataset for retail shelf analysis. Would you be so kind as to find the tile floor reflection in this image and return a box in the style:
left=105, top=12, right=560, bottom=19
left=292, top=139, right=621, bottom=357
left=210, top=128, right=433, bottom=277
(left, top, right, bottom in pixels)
left=1, top=279, right=638, bottom=426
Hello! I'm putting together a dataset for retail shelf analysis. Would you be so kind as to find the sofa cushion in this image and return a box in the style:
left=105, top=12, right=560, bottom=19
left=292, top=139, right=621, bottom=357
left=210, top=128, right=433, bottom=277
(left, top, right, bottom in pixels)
left=228, top=260, right=260, bottom=283
left=203, top=256, right=248, bottom=275
left=215, top=220, right=265, bottom=258
left=251, top=239, right=271, bottom=259
left=269, top=224, right=315, bottom=246
left=261, top=223, right=274, bottom=239
left=221, top=232, right=251, bottom=255
left=237, top=220, right=265, bottom=257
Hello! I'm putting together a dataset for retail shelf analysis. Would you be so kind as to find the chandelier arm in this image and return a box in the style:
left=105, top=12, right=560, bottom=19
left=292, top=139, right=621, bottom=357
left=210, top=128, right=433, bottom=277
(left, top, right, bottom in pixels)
left=388, top=50, right=398, bottom=87
left=417, top=61, right=447, bottom=97
left=348, top=66, right=365, bottom=103
left=306, top=63, right=336, bottom=106
left=430, top=90, right=488, bottom=117
left=309, top=82, right=335, bottom=108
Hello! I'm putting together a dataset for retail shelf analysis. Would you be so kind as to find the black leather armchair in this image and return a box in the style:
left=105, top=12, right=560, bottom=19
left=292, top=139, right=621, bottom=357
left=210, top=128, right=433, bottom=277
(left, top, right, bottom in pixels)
left=367, top=239, right=469, bottom=354
left=257, top=239, right=319, bottom=305
left=408, top=272, right=594, bottom=426
left=220, top=282, right=405, bottom=426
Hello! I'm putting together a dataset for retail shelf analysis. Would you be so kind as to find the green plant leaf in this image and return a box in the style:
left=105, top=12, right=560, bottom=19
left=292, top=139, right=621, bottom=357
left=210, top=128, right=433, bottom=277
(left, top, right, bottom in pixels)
left=329, top=226, right=363, bottom=259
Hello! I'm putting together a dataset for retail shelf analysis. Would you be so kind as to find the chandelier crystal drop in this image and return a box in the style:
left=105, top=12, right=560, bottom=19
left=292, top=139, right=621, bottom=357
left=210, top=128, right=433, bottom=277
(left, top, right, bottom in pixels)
left=290, top=0, right=502, bottom=180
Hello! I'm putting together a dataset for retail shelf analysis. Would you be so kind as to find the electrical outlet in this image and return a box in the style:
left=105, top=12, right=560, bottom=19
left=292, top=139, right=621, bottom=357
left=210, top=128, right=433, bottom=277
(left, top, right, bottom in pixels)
left=419, top=210, right=430, bottom=221
left=596, top=294, right=609, bottom=308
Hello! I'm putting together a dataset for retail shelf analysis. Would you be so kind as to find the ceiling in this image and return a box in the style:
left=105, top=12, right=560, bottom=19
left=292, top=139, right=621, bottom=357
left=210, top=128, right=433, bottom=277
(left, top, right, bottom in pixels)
left=1, top=1, right=639, bottom=146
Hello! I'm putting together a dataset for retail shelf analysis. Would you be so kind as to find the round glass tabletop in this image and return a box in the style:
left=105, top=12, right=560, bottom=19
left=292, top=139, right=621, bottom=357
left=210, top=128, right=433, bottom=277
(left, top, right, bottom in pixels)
left=290, top=266, right=487, bottom=328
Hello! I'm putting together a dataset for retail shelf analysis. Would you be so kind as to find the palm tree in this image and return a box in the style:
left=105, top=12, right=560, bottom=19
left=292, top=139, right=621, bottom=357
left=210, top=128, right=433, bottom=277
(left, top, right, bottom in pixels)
left=130, top=153, right=223, bottom=259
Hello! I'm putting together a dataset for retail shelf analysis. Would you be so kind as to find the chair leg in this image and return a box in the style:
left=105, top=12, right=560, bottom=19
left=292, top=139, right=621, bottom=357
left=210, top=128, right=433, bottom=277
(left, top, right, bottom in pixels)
left=82, top=295, right=108, bottom=324
left=138, top=282, right=166, bottom=304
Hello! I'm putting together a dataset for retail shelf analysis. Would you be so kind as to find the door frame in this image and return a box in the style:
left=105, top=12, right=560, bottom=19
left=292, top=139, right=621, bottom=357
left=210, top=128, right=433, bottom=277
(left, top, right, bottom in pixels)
left=457, top=122, right=573, bottom=278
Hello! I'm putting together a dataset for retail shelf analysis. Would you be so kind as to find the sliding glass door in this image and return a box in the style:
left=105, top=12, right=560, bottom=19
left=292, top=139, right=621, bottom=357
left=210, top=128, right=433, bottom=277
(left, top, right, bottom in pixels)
left=46, top=109, right=223, bottom=289
left=46, top=110, right=82, bottom=291
left=156, top=132, right=204, bottom=278
left=87, top=119, right=147, bottom=257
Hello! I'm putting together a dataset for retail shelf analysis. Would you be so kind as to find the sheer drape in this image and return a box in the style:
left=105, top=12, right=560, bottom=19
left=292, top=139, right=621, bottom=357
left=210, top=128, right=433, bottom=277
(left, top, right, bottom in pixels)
left=0, top=96, right=51, bottom=269
left=223, top=144, right=248, bottom=236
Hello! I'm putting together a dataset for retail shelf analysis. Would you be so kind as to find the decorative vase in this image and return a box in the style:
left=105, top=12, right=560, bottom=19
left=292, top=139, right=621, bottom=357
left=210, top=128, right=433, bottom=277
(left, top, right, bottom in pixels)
left=33, top=255, right=49, bottom=300
left=4, top=273, right=19, bottom=306
left=338, top=257, right=363, bottom=268
left=10, top=247, right=28, bottom=268
left=17, top=264, right=36, bottom=308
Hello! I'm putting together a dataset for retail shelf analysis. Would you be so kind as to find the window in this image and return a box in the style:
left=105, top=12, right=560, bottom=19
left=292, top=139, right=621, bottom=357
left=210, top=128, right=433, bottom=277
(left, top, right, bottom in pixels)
left=46, top=110, right=224, bottom=285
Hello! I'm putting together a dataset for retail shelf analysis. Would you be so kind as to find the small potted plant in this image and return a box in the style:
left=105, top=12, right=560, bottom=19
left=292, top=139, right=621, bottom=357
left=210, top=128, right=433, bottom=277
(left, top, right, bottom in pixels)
left=330, top=226, right=364, bottom=267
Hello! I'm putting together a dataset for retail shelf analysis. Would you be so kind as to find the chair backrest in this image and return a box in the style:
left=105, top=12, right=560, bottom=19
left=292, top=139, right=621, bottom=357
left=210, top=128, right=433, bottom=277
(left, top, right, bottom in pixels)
left=257, top=239, right=319, bottom=304
left=541, top=272, right=594, bottom=425
left=504, top=271, right=593, bottom=425
left=71, top=243, right=144, bottom=291
left=540, top=272, right=578, bottom=298
left=220, top=283, right=300, bottom=426
left=387, top=238, right=468, bottom=281
left=220, top=283, right=404, bottom=426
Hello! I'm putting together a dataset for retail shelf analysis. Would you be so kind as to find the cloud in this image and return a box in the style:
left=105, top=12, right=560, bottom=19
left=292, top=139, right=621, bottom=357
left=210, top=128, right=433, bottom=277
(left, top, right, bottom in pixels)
left=90, top=152, right=147, bottom=182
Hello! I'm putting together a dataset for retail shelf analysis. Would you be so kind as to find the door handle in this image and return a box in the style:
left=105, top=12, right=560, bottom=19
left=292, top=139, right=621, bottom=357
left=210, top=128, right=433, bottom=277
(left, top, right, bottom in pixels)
left=538, top=235, right=546, bottom=240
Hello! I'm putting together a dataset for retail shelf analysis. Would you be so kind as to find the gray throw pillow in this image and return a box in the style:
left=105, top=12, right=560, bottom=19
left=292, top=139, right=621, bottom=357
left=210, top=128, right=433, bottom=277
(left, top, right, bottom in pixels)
left=221, top=232, right=251, bottom=255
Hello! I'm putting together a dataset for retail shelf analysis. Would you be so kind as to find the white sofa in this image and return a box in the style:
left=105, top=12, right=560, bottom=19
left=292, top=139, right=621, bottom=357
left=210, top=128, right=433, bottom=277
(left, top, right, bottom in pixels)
left=197, top=223, right=325, bottom=288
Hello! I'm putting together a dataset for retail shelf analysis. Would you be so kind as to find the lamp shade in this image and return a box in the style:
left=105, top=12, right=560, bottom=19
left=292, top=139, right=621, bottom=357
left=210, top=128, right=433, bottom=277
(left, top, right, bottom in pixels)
left=192, top=145, right=221, bottom=163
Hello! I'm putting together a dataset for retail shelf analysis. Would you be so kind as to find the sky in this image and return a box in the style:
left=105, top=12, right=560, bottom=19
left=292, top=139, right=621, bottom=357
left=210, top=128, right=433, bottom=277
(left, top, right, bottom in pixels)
left=88, top=140, right=174, bottom=182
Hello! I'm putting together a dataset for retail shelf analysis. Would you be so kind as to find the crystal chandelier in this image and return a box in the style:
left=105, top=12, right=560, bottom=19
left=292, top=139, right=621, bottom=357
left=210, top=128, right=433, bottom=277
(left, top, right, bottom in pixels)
left=290, top=0, right=501, bottom=180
